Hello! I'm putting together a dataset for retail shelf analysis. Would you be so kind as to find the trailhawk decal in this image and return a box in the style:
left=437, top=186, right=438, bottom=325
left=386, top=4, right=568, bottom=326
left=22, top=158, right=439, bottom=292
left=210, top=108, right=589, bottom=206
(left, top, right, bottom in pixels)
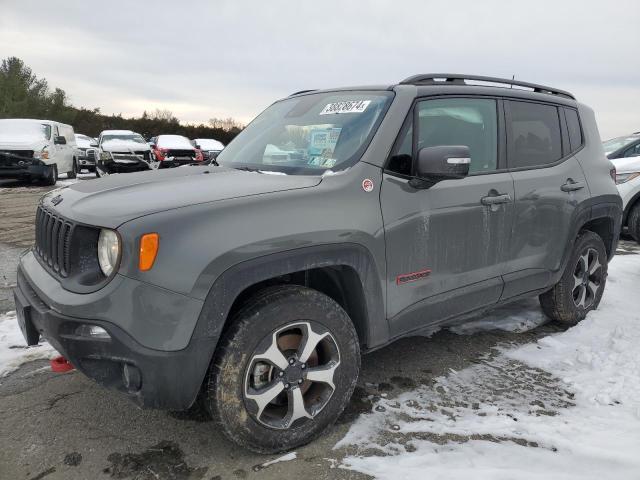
left=320, top=100, right=371, bottom=115
left=396, top=269, right=431, bottom=285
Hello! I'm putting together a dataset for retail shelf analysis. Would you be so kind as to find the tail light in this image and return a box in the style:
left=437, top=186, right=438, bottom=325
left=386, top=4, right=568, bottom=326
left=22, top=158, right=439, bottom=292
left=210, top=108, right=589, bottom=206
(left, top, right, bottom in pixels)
left=195, top=149, right=203, bottom=162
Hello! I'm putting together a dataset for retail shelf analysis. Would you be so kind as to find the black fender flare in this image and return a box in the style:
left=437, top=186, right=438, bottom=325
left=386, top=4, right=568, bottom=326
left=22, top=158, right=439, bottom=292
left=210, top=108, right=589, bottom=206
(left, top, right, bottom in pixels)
left=191, top=242, right=388, bottom=350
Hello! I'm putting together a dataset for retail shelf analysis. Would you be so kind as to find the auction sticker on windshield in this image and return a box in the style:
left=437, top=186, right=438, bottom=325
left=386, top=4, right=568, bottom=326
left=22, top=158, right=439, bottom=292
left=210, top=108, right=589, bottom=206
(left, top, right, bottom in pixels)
left=320, top=100, right=371, bottom=115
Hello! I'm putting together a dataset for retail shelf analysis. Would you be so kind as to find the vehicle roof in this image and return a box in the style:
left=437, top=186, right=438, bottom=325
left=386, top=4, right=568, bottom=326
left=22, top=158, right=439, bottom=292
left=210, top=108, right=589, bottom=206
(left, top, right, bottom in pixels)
left=0, top=118, right=72, bottom=127
left=287, top=73, right=578, bottom=106
left=100, top=130, right=137, bottom=135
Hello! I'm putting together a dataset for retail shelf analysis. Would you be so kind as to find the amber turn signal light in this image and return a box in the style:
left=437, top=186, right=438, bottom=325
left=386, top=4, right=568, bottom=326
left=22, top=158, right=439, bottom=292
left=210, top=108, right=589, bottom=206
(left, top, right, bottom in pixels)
left=139, top=233, right=159, bottom=271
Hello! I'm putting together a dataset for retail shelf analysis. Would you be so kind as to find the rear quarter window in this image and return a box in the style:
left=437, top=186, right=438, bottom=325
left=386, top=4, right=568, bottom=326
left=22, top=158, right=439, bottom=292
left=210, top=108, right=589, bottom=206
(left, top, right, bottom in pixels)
left=564, top=108, right=583, bottom=152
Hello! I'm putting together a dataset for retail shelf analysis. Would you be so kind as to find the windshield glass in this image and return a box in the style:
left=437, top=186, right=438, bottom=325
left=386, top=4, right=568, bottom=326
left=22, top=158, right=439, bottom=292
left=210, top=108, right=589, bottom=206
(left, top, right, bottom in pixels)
left=603, top=136, right=639, bottom=155
left=102, top=134, right=146, bottom=144
left=0, top=120, right=51, bottom=142
left=217, top=91, right=393, bottom=174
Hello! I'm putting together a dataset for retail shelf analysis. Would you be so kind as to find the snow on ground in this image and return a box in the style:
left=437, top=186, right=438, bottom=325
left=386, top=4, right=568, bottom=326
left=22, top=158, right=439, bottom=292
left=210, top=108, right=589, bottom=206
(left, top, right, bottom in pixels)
left=338, top=254, right=640, bottom=480
left=0, top=311, right=55, bottom=377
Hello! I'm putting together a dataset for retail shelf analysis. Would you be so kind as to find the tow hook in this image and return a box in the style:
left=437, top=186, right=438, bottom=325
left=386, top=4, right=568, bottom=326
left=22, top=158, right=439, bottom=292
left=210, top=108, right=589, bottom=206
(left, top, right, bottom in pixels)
left=50, top=356, right=75, bottom=373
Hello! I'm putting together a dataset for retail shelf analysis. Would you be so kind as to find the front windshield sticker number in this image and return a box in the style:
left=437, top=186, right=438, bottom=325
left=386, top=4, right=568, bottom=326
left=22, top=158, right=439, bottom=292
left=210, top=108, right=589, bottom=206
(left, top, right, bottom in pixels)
left=362, top=179, right=374, bottom=192
left=320, top=100, right=371, bottom=115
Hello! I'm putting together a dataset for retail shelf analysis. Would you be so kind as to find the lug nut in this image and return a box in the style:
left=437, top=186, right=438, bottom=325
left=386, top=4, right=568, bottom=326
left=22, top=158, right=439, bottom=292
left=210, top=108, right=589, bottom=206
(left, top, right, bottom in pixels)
left=284, top=383, right=290, bottom=389
left=288, top=358, right=295, bottom=365
left=301, top=363, right=306, bottom=369
left=278, top=371, right=284, bottom=377
left=298, top=379, right=303, bottom=384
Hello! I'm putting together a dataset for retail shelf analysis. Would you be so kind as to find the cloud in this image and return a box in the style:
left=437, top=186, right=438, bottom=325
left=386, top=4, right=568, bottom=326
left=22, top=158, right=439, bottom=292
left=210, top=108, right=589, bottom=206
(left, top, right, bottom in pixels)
left=0, top=0, right=638, bottom=138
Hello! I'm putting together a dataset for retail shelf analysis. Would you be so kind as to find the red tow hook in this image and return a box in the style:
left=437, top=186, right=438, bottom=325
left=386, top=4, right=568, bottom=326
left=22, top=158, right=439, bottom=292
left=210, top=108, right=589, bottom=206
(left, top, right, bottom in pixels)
left=50, top=356, right=75, bottom=373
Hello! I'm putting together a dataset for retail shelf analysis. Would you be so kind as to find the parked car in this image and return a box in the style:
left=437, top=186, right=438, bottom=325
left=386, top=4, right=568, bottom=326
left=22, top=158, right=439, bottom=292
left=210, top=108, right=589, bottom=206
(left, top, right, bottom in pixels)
left=192, top=138, right=225, bottom=163
left=603, top=133, right=640, bottom=242
left=0, top=118, right=77, bottom=185
left=151, top=134, right=204, bottom=168
left=96, top=130, right=153, bottom=176
left=74, top=133, right=98, bottom=173
left=14, top=74, right=622, bottom=454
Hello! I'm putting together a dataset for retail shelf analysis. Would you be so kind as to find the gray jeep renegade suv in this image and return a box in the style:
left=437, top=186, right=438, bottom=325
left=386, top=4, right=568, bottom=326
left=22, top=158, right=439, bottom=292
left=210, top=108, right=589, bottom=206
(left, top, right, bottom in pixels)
left=14, top=74, right=622, bottom=453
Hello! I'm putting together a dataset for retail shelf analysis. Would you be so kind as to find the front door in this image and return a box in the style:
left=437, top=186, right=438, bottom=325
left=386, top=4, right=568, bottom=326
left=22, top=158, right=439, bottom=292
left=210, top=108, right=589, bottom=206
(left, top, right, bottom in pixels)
left=381, top=96, right=514, bottom=336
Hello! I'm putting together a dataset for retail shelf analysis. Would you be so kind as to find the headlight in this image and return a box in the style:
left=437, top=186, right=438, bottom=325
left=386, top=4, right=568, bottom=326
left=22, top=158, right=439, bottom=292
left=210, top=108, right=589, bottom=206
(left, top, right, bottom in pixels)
left=97, top=229, right=120, bottom=276
left=100, top=151, right=113, bottom=161
left=33, top=147, right=50, bottom=160
left=615, top=172, right=640, bottom=184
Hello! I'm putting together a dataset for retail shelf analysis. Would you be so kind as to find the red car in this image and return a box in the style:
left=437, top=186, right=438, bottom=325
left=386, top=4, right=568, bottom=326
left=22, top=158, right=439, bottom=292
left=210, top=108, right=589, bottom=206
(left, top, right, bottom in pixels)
left=151, top=134, right=203, bottom=168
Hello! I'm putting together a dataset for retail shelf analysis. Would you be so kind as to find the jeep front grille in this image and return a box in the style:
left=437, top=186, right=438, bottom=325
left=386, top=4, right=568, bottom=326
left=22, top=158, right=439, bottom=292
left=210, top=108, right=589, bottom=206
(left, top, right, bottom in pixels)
left=35, top=206, right=74, bottom=277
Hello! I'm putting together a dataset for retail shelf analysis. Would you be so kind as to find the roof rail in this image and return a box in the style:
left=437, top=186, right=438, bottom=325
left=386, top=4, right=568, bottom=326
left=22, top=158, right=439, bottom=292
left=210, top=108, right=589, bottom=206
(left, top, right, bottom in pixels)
left=289, top=89, right=316, bottom=97
left=399, top=74, right=575, bottom=99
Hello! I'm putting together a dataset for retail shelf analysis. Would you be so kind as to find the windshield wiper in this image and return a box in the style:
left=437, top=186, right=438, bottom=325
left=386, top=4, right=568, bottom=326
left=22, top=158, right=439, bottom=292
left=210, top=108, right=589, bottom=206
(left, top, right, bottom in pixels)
left=233, top=166, right=257, bottom=172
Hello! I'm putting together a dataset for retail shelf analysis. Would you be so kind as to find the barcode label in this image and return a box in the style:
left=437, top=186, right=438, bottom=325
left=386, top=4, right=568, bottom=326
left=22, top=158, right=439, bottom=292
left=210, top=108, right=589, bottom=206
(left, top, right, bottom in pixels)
left=320, top=100, right=371, bottom=115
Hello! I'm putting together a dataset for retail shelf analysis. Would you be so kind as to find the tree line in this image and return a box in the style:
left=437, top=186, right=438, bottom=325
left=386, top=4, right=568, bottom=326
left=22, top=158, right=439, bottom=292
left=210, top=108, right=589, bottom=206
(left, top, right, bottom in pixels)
left=0, top=57, right=243, bottom=143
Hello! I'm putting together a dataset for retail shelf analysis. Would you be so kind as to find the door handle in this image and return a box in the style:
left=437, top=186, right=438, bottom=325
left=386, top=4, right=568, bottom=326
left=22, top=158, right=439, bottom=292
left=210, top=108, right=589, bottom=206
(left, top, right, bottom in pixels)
left=561, top=180, right=585, bottom=192
left=481, top=193, right=511, bottom=205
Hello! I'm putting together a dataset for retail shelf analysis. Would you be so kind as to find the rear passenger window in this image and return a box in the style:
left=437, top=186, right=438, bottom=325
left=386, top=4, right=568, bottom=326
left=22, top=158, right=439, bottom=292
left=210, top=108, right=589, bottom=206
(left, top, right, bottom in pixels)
left=416, top=98, right=498, bottom=173
left=564, top=108, right=583, bottom=152
left=507, top=101, right=562, bottom=168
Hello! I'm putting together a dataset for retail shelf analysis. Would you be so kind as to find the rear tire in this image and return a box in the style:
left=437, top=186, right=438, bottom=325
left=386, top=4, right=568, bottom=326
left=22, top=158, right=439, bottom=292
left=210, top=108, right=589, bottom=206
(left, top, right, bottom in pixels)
left=628, top=202, right=640, bottom=243
left=539, top=230, right=607, bottom=325
left=41, top=164, right=57, bottom=186
left=204, top=285, right=360, bottom=453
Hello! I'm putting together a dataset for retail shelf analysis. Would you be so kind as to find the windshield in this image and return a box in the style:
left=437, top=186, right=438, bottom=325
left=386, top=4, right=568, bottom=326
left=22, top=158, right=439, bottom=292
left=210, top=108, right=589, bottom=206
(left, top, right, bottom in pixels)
left=102, top=134, right=145, bottom=144
left=217, top=91, right=393, bottom=174
left=603, top=136, right=639, bottom=155
left=0, top=120, right=51, bottom=142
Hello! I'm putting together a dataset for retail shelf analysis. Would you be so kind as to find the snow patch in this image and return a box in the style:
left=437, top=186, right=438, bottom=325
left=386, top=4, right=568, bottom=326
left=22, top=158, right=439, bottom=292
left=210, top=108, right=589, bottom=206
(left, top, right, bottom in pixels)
left=260, top=452, right=297, bottom=468
left=0, top=311, right=56, bottom=377
left=339, top=255, right=640, bottom=479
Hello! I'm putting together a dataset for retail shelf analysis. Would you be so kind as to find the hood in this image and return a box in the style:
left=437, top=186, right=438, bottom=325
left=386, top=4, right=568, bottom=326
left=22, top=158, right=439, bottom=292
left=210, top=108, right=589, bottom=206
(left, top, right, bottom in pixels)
left=0, top=138, right=48, bottom=151
left=610, top=157, right=640, bottom=174
left=41, top=166, right=322, bottom=227
left=101, top=139, right=150, bottom=152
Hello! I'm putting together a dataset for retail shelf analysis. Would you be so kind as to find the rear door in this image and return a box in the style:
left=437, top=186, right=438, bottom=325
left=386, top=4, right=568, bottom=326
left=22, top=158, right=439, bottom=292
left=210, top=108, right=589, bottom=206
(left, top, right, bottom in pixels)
left=501, top=99, right=590, bottom=299
left=381, top=96, right=515, bottom=336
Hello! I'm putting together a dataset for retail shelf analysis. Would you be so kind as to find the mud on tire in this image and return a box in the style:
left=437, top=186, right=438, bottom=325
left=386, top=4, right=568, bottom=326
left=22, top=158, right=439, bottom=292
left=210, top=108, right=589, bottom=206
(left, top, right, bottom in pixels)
left=204, top=285, right=361, bottom=454
left=539, top=230, right=607, bottom=325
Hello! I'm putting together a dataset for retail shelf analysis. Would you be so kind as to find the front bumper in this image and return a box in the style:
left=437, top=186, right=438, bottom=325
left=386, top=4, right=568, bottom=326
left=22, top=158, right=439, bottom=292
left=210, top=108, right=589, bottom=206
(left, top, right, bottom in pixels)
left=14, top=252, right=215, bottom=410
left=0, top=161, right=49, bottom=179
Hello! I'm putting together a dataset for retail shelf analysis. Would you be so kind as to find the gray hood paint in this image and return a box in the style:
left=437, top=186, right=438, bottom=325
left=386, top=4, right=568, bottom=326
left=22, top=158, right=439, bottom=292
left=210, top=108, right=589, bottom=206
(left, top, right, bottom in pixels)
left=41, top=166, right=322, bottom=227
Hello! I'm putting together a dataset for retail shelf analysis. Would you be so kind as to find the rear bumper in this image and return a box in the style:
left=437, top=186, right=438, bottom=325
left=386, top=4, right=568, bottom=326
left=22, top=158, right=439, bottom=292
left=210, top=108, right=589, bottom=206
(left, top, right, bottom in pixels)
left=14, top=252, right=215, bottom=410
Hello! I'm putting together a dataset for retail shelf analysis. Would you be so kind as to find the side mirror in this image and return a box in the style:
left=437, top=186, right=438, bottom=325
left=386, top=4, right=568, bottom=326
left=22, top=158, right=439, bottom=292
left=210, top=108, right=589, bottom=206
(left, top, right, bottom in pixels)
left=409, top=145, right=470, bottom=189
left=90, top=141, right=98, bottom=148
left=54, top=135, right=67, bottom=145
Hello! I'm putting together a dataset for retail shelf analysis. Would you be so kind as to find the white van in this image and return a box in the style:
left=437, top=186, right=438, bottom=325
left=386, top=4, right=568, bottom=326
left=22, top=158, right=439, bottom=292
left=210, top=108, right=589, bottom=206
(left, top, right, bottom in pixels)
left=0, top=118, right=78, bottom=185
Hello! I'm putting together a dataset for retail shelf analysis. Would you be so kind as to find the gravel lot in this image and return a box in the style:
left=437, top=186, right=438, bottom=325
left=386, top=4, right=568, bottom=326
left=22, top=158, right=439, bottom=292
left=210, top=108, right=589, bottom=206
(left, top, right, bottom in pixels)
left=0, top=176, right=638, bottom=480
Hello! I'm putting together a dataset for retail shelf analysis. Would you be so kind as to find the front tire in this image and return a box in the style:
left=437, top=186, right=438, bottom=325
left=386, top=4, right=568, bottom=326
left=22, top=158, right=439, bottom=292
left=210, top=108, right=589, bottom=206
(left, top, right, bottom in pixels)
left=539, top=230, right=607, bottom=325
left=41, top=164, right=57, bottom=186
left=67, top=158, right=77, bottom=179
left=204, top=285, right=360, bottom=453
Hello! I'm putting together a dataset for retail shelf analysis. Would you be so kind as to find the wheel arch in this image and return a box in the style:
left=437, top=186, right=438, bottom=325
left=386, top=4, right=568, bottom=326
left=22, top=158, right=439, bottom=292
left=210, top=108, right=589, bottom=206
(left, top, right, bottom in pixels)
left=192, top=243, right=388, bottom=354
left=622, top=191, right=640, bottom=226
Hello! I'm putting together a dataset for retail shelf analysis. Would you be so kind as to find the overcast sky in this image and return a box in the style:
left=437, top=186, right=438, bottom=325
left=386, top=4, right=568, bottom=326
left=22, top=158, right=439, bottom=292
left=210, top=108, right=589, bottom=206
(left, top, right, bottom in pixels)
left=1, top=0, right=639, bottom=139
